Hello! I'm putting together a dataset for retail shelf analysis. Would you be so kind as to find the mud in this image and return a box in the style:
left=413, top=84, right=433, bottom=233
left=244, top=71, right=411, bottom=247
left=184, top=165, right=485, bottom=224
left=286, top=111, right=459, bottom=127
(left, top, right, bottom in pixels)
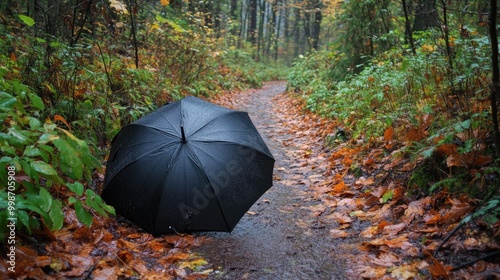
left=196, top=82, right=349, bottom=279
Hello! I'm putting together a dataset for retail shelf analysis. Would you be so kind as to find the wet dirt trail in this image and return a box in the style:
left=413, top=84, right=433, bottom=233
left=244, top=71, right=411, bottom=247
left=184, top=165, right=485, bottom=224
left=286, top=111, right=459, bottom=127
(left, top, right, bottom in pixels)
left=197, top=81, right=351, bottom=279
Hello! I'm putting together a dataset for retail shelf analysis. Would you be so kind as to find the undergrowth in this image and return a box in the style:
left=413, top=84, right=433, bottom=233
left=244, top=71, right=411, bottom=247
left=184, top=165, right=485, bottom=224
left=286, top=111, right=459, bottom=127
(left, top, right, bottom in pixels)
left=288, top=26, right=499, bottom=200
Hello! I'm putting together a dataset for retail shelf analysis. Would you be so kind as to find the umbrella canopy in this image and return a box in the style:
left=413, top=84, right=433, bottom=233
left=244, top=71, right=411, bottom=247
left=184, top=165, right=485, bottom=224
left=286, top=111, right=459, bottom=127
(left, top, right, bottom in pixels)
left=102, top=96, right=274, bottom=235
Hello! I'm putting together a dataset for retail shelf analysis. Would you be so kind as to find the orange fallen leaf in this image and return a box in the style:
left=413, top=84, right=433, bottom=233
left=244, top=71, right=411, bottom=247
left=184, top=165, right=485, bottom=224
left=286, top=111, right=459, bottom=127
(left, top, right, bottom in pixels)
left=355, top=177, right=375, bottom=186
left=363, top=157, right=375, bottom=166
left=425, top=254, right=453, bottom=279
left=376, top=220, right=390, bottom=233
left=382, top=223, right=406, bottom=237
left=361, top=235, right=414, bottom=250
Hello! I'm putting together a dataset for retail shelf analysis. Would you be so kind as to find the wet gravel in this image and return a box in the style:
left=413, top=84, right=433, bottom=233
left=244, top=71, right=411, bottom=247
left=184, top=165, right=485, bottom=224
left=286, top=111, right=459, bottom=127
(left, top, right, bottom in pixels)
left=196, top=82, right=349, bottom=280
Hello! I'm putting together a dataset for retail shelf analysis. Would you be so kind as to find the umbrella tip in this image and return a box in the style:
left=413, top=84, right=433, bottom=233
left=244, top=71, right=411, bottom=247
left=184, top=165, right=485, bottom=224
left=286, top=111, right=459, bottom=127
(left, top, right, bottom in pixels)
left=181, top=126, right=187, bottom=143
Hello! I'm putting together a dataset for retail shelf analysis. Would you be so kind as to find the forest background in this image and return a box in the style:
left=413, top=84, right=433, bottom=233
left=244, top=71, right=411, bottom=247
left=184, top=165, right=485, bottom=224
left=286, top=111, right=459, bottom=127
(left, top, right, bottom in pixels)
left=0, top=0, right=500, bottom=266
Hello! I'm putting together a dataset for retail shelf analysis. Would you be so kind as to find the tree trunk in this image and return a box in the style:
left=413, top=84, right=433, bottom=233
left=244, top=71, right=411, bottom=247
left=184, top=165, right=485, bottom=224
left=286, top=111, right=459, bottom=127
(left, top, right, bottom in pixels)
left=402, top=0, right=416, bottom=54
left=127, top=0, right=139, bottom=69
left=248, top=0, right=258, bottom=45
left=274, top=0, right=283, bottom=60
left=284, top=0, right=290, bottom=57
left=293, top=5, right=301, bottom=56
left=257, top=0, right=266, bottom=59
left=311, top=0, right=322, bottom=50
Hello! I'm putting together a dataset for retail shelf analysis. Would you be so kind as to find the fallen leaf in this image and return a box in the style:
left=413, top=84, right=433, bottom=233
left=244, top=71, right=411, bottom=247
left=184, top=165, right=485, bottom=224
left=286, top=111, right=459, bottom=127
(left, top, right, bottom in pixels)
left=355, top=177, right=375, bottom=186
left=426, top=257, right=453, bottom=278
left=361, top=235, right=414, bottom=250
left=382, top=223, right=406, bottom=237
left=329, top=229, right=349, bottom=238
left=370, top=251, right=401, bottom=267
left=178, top=258, right=208, bottom=270
left=403, top=197, right=432, bottom=224
left=361, top=225, right=378, bottom=238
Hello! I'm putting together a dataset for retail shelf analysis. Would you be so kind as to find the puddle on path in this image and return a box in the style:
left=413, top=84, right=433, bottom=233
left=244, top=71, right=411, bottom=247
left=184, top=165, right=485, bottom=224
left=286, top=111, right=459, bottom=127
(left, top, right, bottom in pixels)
left=196, top=82, right=350, bottom=280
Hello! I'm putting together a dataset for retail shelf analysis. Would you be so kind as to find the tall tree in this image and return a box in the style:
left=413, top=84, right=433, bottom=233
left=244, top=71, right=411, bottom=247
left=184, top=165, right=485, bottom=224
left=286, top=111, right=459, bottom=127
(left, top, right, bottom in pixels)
left=293, top=3, right=302, bottom=56
left=402, top=0, right=416, bottom=54
left=248, top=0, right=258, bottom=45
left=310, top=0, right=322, bottom=50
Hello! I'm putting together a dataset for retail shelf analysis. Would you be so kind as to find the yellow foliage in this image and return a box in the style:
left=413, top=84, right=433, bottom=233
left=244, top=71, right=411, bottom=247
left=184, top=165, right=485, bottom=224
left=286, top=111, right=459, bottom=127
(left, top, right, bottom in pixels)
left=160, top=0, right=170, bottom=6
left=150, top=23, right=160, bottom=30
left=421, top=44, right=436, bottom=52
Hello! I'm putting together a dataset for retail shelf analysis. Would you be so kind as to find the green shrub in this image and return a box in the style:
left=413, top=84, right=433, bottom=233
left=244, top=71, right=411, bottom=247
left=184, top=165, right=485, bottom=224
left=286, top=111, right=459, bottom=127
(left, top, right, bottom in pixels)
left=0, top=64, right=114, bottom=241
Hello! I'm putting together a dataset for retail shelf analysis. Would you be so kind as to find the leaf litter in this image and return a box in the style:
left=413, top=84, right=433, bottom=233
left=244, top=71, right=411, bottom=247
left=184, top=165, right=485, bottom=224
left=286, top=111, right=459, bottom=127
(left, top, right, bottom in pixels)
left=1, top=204, right=212, bottom=279
left=262, top=88, right=500, bottom=279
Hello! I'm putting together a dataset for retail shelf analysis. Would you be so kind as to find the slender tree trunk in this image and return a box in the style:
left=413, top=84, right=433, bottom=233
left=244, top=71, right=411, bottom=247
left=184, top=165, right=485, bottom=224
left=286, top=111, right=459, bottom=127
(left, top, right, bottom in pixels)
left=489, top=0, right=500, bottom=157
left=257, top=0, right=265, bottom=60
left=440, top=0, right=453, bottom=70
left=127, top=0, right=139, bottom=69
left=248, top=0, right=258, bottom=45
left=266, top=0, right=277, bottom=56
left=402, top=0, right=416, bottom=54
left=284, top=0, right=290, bottom=58
left=311, top=0, right=322, bottom=50
left=274, top=0, right=282, bottom=60
left=239, top=1, right=250, bottom=47
left=70, top=0, right=93, bottom=47
left=293, top=5, right=301, bottom=56
left=229, top=0, right=238, bottom=46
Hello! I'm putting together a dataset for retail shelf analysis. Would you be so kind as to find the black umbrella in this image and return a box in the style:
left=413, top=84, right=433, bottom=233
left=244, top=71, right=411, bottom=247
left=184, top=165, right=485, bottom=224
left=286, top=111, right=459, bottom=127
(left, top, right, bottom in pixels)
left=101, top=96, right=274, bottom=235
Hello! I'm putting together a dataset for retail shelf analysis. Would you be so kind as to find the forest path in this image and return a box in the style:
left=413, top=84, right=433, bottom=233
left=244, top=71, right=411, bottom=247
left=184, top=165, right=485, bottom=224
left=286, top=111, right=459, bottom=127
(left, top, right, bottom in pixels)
left=197, top=81, right=351, bottom=279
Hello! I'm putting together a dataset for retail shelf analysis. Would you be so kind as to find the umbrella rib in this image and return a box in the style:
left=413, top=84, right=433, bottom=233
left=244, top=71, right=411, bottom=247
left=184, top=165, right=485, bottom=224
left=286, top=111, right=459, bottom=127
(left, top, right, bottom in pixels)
left=186, top=111, right=244, bottom=138
left=185, top=145, right=233, bottom=231
left=208, top=185, right=232, bottom=231
left=191, top=140, right=274, bottom=159
left=191, top=144, right=259, bottom=231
